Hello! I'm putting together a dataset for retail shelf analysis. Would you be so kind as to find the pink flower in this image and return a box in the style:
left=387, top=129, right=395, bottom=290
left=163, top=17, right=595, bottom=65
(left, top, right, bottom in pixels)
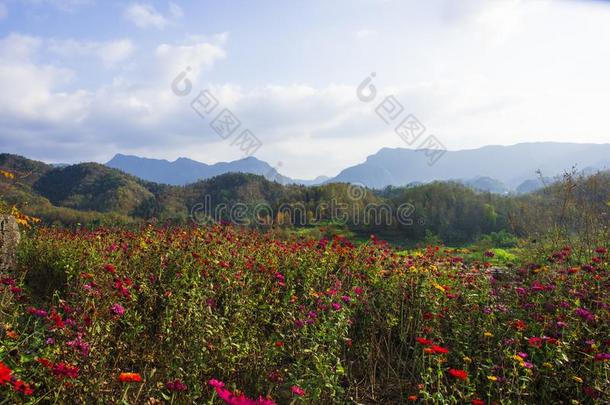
left=209, top=379, right=225, bottom=388
left=208, top=379, right=276, bottom=405
left=111, top=303, right=125, bottom=316
left=331, top=302, right=342, bottom=311
left=291, top=385, right=305, bottom=396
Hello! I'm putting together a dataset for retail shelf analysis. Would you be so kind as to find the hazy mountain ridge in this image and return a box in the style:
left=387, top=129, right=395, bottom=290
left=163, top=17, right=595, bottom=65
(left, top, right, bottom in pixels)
left=104, top=143, right=609, bottom=192
left=329, top=142, right=610, bottom=190
left=106, top=154, right=326, bottom=186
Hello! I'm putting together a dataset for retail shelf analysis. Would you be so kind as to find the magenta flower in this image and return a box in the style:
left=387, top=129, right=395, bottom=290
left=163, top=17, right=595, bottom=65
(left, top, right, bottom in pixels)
left=66, top=334, right=90, bottom=357
left=594, top=353, right=610, bottom=362
left=575, top=308, right=595, bottom=322
left=208, top=379, right=276, bottom=405
left=209, top=379, right=225, bottom=388
left=111, top=303, right=125, bottom=316
left=291, top=385, right=305, bottom=396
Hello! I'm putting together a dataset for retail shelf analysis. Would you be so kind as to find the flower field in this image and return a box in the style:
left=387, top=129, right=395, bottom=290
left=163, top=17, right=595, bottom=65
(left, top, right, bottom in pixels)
left=0, top=225, right=609, bottom=403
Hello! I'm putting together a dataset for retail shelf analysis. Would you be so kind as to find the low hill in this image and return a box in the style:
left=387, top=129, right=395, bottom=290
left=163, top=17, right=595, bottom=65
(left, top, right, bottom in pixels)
left=33, top=163, right=154, bottom=215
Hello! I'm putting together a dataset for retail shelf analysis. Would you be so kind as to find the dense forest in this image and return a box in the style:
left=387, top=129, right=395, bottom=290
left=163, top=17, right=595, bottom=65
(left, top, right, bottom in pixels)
left=1, top=153, right=609, bottom=245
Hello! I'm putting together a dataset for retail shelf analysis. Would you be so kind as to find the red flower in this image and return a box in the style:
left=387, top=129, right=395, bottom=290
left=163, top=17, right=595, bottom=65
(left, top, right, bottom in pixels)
left=119, top=372, right=142, bottom=382
left=12, top=380, right=34, bottom=395
left=48, top=309, right=65, bottom=329
left=166, top=379, right=188, bottom=392
left=528, top=337, right=543, bottom=348
left=416, top=337, right=433, bottom=346
left=448, top=369, right=468, bottom=380
left=430, top=345, right=449, bottom=354
left=36, top=357, right=53, bottom=369
left=52, top=362, right=79, bottom=379
left=104, top=264, right=116, bottom=274
left=471, top=399, right=485, bottom=405
left=512, top=319, right=527, bottom=331
left=0, top=361, right=12, bottom=385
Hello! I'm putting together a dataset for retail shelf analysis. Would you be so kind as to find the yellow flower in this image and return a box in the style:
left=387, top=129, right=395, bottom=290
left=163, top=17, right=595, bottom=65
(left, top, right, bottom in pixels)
left=572, top=376, right=583, bottom=384
left=0, top=169, right=15, bottom=179
left=484, top=332, right=493, bottom=337
left=543, top=362, right=553, bottom=369
left=463, top=356, right=472, bottom=363
left=432, top=282, right=446, bottom=292
left=10, top=206, right=40, bottom=228
left=487, top=376, right=497, bottom=382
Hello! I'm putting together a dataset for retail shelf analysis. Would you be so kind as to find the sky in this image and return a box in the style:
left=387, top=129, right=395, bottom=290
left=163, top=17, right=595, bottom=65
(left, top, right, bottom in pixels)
left=0, top=0, right=609, bottom=179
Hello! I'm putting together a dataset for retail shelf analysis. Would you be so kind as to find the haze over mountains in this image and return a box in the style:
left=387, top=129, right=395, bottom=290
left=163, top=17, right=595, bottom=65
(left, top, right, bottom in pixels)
left=106, top=142, right=610, bottom=193
left=106, top=154, right=330, bottom=187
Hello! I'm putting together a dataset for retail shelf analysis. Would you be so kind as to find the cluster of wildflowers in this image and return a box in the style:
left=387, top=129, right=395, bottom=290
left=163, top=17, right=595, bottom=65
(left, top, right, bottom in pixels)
left=0, top=226, right=608, bottom=403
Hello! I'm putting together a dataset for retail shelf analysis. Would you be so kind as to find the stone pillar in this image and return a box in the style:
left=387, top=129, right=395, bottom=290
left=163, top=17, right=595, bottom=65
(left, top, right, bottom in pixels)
left=0, top=215, right=20, bottom=272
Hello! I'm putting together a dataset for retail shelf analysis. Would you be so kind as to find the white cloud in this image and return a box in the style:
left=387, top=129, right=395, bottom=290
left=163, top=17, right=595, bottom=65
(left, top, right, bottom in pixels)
left=0, top=35, right=87, bottom=124
left=169, top=2, right=183, bottom=19
left=23, top=0, right=94, bottom=12
left=355, top=29, right=378, bottom=39
left=0, top=32, right=231, bottom=163
left=155, top=40, right=226, bottom=81
left=0, top=33, right=42, bottom=61
left=98, top=40, right=135, bottom=68
left=124, top=2, right=182, bottom=29
left=48, top=38, right=134, bottom=68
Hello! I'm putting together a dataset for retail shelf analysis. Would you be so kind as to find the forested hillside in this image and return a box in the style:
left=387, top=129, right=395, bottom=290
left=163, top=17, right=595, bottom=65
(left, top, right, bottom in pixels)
left=1, top=153, right=609, bottom=244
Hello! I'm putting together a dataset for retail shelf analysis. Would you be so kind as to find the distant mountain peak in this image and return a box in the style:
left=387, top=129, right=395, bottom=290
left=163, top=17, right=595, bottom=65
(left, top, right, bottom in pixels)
left=331, top=142, right=610, bottom=190
left=105, top=153, right=326, bottom=186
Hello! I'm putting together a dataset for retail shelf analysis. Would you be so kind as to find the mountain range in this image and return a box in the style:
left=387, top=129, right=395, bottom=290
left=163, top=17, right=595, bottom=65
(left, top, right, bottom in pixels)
left=106, top=142, right=610, bottom=193
left=106, top=154, right=330, bottom=187
left=2, top=151, right=609, bottom=244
